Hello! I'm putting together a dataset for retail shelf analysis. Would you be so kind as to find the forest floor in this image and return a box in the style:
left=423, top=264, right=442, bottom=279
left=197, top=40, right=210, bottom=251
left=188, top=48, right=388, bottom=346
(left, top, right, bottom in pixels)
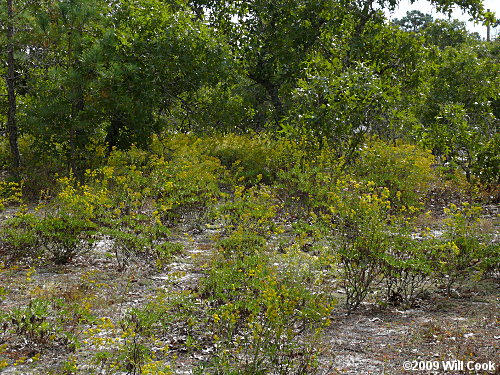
left=0, top=206, right=499, bottom=375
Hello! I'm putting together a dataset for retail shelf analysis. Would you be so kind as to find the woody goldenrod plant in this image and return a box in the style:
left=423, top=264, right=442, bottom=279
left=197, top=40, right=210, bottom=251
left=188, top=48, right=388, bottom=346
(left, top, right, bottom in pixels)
left=200, top=252, right=334, bottom=374
left=327, top=180, right=392, bottom=311
left=428, top=202, right=497, bottom=295
left=0, top=181, right=22, bottom=211
left=0, top=175, right=103, bottom=263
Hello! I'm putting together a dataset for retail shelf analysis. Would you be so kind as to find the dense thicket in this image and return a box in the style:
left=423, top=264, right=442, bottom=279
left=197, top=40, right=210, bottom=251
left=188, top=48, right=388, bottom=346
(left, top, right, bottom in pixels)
left=0, top=0, right=499, bottom=186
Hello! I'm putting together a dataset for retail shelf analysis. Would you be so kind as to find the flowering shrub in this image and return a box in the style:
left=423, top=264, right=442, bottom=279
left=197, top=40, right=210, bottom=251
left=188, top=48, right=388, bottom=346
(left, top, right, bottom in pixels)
left=0, top=181, right=22, bottom=211
left=428, top=203, right=497, bottom=294
left=353, top=139, right=436, bottom=209
left=201, top=253, right=334, bottom=374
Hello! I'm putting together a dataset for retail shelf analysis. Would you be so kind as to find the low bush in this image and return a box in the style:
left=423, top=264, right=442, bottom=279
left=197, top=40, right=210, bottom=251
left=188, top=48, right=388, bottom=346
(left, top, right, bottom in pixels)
left=428, top=202, right=497, bottom=294
left=217, top=230, right=267, bottom=260
left=1, top=210, right=40, bottom=259
left=153, top=153, right=223, bottom=222
left=352, top=138, right=436, bottom=209
left=214, top=184, right=281, bottom=237
left=327, top=181, right=392, bottom=311
left=101, top=213, right=181, bottom=271
left=204, top=133, right=279, bottom=185
left=381, top=230, right=433, bottom=307
left=200, top=252, right=334, bottom=374
left=275, top=142, right=343, bottom=216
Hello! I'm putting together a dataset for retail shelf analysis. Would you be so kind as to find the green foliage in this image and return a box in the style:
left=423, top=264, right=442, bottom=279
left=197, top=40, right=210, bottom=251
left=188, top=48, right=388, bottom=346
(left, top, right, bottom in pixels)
left=206, top=133, right=278, bottom=184
left=36, top=214, right=97, bottom=264
left=3, top=297, right=81, bottom=349
left=8, top=299, right=52, bottom=344
left=419, top=44, right=499, bottom=182
left=1, top=0, right=499, bottom=366
left=381, top=225, right=433, bottom=307
left=96, top=0, right=230, bottom=150
left=284, top=61, right=394, bottom=156
left=1, top=210, right=42, bottom=259
left=275, top=140, right=342, bottom=215
left=0, top=180, right=22, bottom=211
left=218, top=230, right=267, bottom=260
left=215, top=184, right=280, bottom=236
left=2, top=174, right=103, bottom=263
left=329, top=183, right=392, bottom=311
left=473, top=133, right=500, bottom=185
left=429, top=203, right=496, bottom=294
left=423, top=19, right=480, bottom=48
left=101, top=214, right=180, bottom=271
left=200, top=253, right=334, bottom=374
left=153, top=143, right=223, bottom=222
left=352, top=139, right=436, bottom=209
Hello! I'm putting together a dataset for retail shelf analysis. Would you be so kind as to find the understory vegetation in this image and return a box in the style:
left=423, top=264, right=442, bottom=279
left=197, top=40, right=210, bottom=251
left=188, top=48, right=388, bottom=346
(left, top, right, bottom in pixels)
left=0, top=134, right=498, bottom=374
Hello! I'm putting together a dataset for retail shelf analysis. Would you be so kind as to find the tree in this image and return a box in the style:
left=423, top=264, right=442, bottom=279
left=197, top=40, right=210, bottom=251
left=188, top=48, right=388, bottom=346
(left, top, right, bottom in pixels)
left=418, top=43, right=499, bottom=181
left=97, top=0, right=230, bottom=148
left=23, top=0, right=107, bottom=174
left=393, top=10, right=433, bottom=32
left=423, top=18, right=480, bottom=48
left=22, top=0, right=229, bottom=174
left=189, top=0, right=343, bottom=128
left=1, top=0, right=26, bottom=175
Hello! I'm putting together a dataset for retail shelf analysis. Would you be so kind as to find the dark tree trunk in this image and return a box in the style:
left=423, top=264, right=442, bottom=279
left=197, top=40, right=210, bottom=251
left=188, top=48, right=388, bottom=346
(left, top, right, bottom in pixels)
left=68, top=93, right=84, bottom=175
left=6, top=0, right=21, bottom=175
left=105, top=114, right=124, bottom=153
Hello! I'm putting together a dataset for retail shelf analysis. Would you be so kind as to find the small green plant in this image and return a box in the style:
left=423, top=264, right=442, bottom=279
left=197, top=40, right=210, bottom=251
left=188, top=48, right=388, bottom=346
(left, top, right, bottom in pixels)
left=352, top=138, right=435, bottom=209
left=117, top=313, right=153, bottom=375
left=200, top=252, right=334, bottom=374
left=328, top=181, right=392, bottom=311
left=8, top=299, right=52, bottom=344
left=382, top=232, right=433, bottom=307
left=429, top=203, right=494, bottom=295
left=276, top=142, right=342, bottom=217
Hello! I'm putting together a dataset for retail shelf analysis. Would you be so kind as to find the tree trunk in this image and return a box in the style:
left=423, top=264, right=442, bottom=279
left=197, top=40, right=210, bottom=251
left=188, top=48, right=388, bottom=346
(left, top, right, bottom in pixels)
left=6, top=0, right=21, bottom=175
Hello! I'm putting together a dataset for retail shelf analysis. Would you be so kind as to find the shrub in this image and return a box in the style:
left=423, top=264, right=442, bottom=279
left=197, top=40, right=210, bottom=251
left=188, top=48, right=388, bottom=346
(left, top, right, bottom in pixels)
left=200, top=253, right=333, bottom=374
left=101, top=213, right=181, bottom=271
left=275, top=141, right=343, bottom=216
left=214, top=184, right=281, bottom=237
left=217, top=230, right=267, bottom=259
left=328, top=181, right=392, bottom=311
left=204, top=133, right=279, bottom=185
left=154, top=155, right=222, bottom=222
left=381, top=230, right=433, bottom=307
left=352, top=139, right=436, bottom=209
left=428, top=202, right=496, bottom=294
left=1, top=210, right=40, bottom=259
left=150, top=138, right=223, bottom=222
left=36, top=214, right=97, bottom=264
left=473, top=132, right=500, bottom=185
left=1, top=175, right=103, bottom=264
left=8, top=299, right=53, bottom=344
